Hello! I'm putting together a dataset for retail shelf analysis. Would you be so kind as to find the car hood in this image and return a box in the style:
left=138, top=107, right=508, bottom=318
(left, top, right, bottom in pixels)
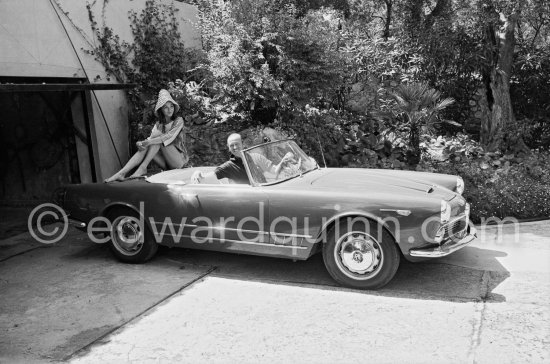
left=305, top=168, right=456, bottom=200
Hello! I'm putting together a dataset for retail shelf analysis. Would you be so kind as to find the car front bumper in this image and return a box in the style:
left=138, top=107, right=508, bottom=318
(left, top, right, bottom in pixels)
left=408, top=226, right=477, bottom=258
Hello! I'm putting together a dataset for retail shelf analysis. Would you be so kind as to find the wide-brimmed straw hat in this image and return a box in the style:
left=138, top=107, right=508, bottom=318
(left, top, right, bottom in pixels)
left=154, top=89, right=180, bottom=114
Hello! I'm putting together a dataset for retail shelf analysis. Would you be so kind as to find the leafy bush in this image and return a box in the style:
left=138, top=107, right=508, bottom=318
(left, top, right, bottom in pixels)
left=418, top=142, right=550, bottom=223
left=511, top=39, right=550, bottom=141
left=510, top=43, right=550, bottom=150
left=420, top=133, right=485, bottom=162
left=195, top=0, right=347, bottom=127
left=511, top=117, right=550, bottom=150
left=129, top=2, right=201, bottom=92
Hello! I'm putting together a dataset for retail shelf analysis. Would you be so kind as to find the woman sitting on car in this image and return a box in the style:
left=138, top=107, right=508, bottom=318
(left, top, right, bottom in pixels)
left=104, top=89, right=190, bottom=182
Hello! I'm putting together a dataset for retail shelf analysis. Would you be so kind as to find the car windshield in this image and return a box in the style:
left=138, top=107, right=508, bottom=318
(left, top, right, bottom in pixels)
left=242, top=140, right=318, bottom=185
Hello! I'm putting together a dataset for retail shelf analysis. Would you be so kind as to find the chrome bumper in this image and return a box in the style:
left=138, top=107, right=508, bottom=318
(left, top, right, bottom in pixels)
left=409, top=226, right=477, bottom=258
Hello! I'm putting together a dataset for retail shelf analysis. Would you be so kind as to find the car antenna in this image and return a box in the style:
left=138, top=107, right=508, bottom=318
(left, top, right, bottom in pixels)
left=313, top=120, right=327, bottom=169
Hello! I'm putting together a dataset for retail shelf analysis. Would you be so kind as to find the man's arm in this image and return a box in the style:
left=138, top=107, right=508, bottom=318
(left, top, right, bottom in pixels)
left=273, top=152, right=296, bottom=177
left=191, top=160, right=232, bottom=184
left=251, top=153, right=289, bottom=177
left=190, top=170, right=216, bottom=184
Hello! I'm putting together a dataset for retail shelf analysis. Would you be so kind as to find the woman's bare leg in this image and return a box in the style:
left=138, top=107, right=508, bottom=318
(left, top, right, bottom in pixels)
left=152, top=153, right=167, bottom=170
left=129, top=144, right=161, bottom=178
left=104, top=149, right=147, bottom=182
left=160, top=145, right=186, bottom=169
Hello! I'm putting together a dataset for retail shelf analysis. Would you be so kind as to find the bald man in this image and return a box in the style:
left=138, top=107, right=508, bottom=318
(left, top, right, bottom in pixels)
left=191, top=133, right=289, bottom=184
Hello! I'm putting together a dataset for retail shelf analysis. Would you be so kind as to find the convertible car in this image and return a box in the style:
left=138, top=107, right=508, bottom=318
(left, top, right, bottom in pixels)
left=54, top=139, right=476, bottom=290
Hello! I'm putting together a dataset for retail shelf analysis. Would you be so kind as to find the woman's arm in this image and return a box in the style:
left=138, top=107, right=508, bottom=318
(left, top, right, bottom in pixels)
left=142, top=117, right=184, bottom=146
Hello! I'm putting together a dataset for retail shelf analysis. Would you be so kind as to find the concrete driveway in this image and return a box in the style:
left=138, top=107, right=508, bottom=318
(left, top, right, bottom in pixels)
left=0, top=220, right=548, bottom=363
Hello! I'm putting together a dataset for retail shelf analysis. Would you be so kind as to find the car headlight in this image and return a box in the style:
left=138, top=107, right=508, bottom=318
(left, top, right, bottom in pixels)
left=441, top=200, right=451, bottom=223
left=456, top=176, right=464, bottom=195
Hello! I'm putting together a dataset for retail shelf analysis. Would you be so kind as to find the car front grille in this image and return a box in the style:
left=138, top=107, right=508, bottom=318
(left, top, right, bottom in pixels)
left=436, top=214, right=469, bottom=243
left=446, top=216, right=468, bottom=240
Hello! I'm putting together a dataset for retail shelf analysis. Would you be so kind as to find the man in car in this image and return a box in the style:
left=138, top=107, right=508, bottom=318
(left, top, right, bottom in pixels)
left=191, top=133, right=294, bottom=184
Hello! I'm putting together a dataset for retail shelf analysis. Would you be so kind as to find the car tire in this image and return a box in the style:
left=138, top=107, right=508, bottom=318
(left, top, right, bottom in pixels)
left=322, top=218, right=400, bottom=290
left=106, top=208, right=158, bottom=263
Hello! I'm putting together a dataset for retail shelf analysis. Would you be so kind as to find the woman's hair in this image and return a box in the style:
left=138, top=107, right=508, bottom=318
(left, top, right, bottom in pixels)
left=156, top=101, right=179, bottom=123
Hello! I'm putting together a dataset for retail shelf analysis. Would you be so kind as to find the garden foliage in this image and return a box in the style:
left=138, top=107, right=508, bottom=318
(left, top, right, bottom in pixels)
left=86, top=0, right=550, bottom=220
left=418, top=136, right=550, bottom=222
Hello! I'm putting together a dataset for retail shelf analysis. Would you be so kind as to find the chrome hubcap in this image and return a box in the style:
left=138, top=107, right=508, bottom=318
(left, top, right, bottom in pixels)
left=336, top=232, right=383, bottom=279
left=112, top=216, right=143, bottom=255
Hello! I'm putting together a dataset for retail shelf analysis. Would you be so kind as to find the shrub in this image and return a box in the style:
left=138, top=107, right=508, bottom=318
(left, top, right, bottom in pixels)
left=375, top=83, right=455, bottom=164
left=195, top=0, right=348, bottom=128
left=418, top=143, right=550, bottom=223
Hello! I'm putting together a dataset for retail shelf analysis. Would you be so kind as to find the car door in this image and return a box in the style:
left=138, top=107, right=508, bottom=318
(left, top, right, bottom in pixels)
left=263, top=186, right=323, bottom=256
left=180, top=183, right=270, bottom=245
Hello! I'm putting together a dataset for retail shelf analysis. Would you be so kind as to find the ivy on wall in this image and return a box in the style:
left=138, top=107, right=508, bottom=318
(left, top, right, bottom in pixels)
left=83, top=0, right=201, bottom=144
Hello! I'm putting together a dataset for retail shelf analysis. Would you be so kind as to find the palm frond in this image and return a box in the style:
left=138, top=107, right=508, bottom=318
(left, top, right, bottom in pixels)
left=433, top=97, right=455, bottom=111
left=384, top=82, right=455, bottom=155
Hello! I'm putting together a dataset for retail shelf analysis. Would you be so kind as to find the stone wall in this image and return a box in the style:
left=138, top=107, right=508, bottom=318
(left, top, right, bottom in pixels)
left=463, top=88, right=486, bottom=136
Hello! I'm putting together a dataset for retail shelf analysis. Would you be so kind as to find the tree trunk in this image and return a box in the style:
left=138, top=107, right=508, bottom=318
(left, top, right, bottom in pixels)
left=383, top=0, right=392, bottom=40
left=405, top=0, right=424, bottom=36
left=408, top=125, right=421, bottom=164
left=479, top=8, right=528, bottom=152
left=481, top=68, right=515, bottom=150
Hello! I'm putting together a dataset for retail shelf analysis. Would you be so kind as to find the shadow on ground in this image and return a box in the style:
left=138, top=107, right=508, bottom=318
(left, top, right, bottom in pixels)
left=0, top=229, right=510, bottom=362
left=153, top=243, right=510, bottom=303
left=0, top=237, right=213, bottom=362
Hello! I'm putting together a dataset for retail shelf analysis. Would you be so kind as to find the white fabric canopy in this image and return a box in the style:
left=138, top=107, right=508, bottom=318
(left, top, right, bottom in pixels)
left=0, top=0, right=200, bottom=79
left=0, top=0, right=86, bottom=78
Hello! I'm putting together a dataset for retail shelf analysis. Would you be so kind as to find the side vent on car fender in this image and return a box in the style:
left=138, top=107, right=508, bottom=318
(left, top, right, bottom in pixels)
left=380, top=209, right=411, bottom=216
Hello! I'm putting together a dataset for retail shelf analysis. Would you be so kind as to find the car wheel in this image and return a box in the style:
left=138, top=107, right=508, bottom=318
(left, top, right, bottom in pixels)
left=322, top=218, right=400, bottom=289
left=107, top=208, right=158, bottom=263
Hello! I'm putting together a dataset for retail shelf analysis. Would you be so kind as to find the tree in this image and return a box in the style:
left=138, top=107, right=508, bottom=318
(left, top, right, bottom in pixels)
left=394, top=0, right=548, bottom=152
left=477, top=1, right=527, bottom=152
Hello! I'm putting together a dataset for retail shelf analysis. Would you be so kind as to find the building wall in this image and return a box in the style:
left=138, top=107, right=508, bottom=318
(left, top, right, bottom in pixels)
left=88, top=90, right=130, bottom=181
left=0, top=0, right=201, bottom=184
left=55, top=0, right=201, bottom=180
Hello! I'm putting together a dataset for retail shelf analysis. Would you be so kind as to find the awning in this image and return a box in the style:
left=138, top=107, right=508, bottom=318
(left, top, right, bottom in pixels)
left=0, top=83, right=136, bottom=92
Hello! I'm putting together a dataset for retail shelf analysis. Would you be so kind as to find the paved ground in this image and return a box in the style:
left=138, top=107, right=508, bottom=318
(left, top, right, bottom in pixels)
left=0, top=218, right=548, bottom=363
left=0, top=206, right=36, bottom=240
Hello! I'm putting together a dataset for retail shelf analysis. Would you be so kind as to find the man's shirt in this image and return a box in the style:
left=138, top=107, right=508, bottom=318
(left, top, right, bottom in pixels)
left=214, top=155, right=249, bottom=184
